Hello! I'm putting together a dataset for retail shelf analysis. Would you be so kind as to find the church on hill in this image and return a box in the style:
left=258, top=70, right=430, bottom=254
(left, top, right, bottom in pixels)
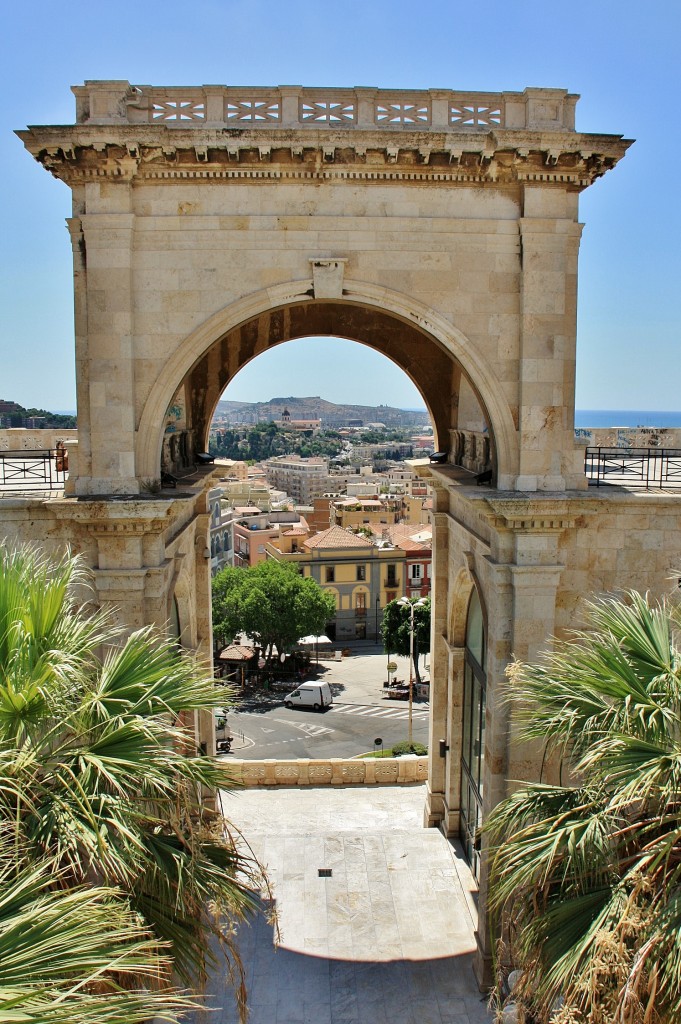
left=280, top=407, right=322, bottom=434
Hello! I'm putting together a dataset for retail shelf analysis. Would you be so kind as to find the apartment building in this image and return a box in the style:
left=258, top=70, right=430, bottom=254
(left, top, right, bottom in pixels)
left=208, top=488, right=235, bottom=575
left=263, top=455, right=330, bottom=504
left=233, top=509, right=308, bottom=567
left=331, top=497, right=401, bottom=530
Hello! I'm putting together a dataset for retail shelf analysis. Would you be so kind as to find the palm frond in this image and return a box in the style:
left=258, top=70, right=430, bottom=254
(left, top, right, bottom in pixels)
left=0, top=544, right=263, bottom=1023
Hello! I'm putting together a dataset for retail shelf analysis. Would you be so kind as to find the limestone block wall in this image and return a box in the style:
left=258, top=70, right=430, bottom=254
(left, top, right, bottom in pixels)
left=433, top=484, right=681, bottom=817
left=419, top=473, right=681, bottom=980
left=19, top=90, right=630, bottom=497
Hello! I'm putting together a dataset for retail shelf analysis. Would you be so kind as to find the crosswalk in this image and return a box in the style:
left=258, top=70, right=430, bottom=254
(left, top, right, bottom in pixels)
left=329, top=702, right=429, bottom=722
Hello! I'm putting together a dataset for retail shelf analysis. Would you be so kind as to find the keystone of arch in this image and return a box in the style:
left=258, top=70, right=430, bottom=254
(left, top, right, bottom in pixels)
left=135, top=279, right=519, bottom=485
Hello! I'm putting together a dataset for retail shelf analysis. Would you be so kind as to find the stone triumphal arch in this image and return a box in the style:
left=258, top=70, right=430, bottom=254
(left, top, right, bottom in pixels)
left=14, top=81, right=681, bottom=979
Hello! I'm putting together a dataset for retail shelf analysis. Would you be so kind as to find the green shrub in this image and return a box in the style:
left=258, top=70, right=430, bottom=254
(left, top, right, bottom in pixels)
left=391, top=740, right=427, bottom=757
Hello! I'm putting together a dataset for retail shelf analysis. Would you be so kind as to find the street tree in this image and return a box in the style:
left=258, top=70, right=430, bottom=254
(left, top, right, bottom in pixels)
left=212, top=559, right=336, bottom=663
left=0, top=545, right=261, bottom=1023
left=380, top=597, right=431, bottom=683
left=486, top=591, right=681, bottom=1024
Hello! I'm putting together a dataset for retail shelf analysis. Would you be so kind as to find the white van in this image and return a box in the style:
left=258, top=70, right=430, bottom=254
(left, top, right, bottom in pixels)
left=284, top=682, right=333, bottom=711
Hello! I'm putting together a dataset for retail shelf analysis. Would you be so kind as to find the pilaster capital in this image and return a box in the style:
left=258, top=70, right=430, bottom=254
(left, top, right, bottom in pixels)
left=482, top=497, right=576, bottom=533
left=509, top=563, right=565, bottom=591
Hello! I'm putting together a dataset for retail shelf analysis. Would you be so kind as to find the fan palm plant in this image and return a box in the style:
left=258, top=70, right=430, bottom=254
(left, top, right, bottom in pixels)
left=0, top=831, right=198, bottom=1024
left=486, top=591, right=681, bottom=1024
left=0, top=544, right=261, bottom=1022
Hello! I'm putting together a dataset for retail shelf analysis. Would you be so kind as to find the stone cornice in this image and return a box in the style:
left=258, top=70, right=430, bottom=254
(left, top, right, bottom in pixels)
left=482, top=497, right=576, bottom=532
left=17, top=125, right=631, bottom=191
left=50, top=496, right=180, bottom=534
left=84, top=520, right=169, bottom=537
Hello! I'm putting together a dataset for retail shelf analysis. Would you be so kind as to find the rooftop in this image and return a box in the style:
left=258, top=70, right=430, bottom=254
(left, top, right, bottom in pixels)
left=304, top=526, right=374, bottom=550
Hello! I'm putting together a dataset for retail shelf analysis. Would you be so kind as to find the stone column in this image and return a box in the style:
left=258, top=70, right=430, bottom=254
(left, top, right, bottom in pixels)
left=194, top=509, right=215, bottom=757
left=78, top=203, right=139, bottom=495
left=441, top=643, right=465, bottom=835
left=517, top=187, right=585, bottom=491
left=66, top=216, right=92, bottom=486
left=473, top=549, right=564, bottom=988
left=424, top=501, right=449, bottom=827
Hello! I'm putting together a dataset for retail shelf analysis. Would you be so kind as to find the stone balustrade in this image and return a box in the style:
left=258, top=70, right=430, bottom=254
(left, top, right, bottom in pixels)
left=224, top=756, right=429, bottom=787
left=73, top=82, right=578, bottom=132
left=0, top=428, right=78, bottom=451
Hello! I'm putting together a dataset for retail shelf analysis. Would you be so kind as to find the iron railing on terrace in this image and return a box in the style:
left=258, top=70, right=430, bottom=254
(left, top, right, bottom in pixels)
left=0, top=450, right=68, bottom=492
left=585, top=447, right=681, bottom=490
left=73, top=82, right=578, bottom=132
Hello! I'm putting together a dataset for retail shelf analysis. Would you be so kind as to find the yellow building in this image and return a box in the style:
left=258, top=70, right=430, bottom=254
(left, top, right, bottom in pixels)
left=267, top=524, right=408, bottom=641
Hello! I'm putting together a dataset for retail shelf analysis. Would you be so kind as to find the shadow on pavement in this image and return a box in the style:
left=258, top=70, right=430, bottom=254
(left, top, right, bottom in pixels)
left=188, top=906, right=493, bottom=1024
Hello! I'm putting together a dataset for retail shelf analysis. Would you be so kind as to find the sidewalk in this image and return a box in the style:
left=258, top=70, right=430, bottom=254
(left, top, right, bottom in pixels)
left=189, top=786, right=492, bottom=1024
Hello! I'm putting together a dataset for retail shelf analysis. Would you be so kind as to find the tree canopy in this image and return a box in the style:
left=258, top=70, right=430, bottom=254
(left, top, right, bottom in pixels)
left=380, top=597, right=431, bottom=683
left=212, top=559, right=336, bottom=663
left=209, top=423, right=344, bottom=461
left=486, top=591, right=681, bottom=1024
left=0, top=545, right=261, bottom=1023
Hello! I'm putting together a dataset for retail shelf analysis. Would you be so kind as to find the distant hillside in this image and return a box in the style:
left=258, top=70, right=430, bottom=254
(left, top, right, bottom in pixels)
left=213, top=396, right=429, bottom=428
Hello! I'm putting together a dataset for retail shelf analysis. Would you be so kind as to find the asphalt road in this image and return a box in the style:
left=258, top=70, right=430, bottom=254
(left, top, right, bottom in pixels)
left=222, top=697, right=430, bottom=759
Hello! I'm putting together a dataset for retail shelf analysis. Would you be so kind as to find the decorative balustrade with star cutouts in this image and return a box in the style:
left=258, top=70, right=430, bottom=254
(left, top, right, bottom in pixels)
left=72, top=82, right=578, bottom=132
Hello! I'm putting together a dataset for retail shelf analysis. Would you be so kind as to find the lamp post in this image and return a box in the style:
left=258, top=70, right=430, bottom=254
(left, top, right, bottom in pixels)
left=398, top=596, right=427, bottom=746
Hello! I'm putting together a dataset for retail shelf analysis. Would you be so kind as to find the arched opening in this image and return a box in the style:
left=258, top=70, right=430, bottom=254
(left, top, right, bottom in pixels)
left=460, top=585, right=487, bottom=879
left=136, top=287, right=519, bottom=488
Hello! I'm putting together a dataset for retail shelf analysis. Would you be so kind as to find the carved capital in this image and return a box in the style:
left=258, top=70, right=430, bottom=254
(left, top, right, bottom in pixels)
left=484, top=497, right=576, bottom=532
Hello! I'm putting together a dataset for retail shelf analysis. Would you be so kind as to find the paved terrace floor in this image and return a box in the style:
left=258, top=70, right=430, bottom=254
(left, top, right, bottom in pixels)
left=191, top=785, right=492, bottom=1024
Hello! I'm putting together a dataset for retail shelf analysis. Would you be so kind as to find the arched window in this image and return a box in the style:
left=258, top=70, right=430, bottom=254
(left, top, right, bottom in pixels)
left=460, top=586, right=486, bottom=879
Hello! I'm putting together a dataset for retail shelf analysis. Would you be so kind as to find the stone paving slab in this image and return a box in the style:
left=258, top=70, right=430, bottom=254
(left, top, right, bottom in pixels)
left=190, top=786, right=492, bottom=1024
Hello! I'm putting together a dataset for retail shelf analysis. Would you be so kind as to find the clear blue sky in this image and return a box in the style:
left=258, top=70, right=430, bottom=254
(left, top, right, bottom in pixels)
left=1, top=0, right=679, bottom=413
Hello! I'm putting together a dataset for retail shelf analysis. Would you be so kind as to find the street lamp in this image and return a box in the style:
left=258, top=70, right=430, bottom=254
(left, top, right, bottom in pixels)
left=398, top=596, right=427, bottom=745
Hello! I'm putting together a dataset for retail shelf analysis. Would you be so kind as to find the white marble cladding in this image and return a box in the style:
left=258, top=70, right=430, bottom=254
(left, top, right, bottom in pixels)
left=73, top=82, right=578, bottom=132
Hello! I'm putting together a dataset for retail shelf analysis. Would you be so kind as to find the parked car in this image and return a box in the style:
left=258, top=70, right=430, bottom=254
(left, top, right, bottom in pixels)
left=284, top=682, right=333, bottom=711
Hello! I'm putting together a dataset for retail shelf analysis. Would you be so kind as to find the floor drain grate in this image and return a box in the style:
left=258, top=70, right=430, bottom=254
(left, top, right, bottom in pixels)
left=318, top=868, right=332, bottom=877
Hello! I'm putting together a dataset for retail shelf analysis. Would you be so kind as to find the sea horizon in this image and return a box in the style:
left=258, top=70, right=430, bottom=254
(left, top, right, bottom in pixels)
left=574, top=409, right=681, bottom=428
left=44, top=407, right=681, bottom=429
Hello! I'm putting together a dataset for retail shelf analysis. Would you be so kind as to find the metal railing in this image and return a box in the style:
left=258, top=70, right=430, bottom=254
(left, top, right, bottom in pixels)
left=0, top=450, right=68, bottom=491
left=585, top=447, right=681, bottom=489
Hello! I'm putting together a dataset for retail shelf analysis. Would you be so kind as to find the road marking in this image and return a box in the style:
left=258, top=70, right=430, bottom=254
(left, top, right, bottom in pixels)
left=272, top=717, right=335, bottom=737
left=328, top=703, right=429, bottom=721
